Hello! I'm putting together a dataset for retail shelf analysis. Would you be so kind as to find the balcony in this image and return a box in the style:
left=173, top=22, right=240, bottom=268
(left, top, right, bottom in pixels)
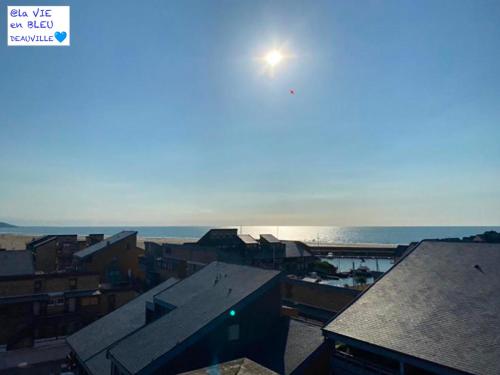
left=332, top=351, right=398, bottom=375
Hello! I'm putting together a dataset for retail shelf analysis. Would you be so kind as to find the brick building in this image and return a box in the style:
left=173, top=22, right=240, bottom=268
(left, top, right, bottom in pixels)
left=27, top=234, right=106, bottom=273
left=141, top=229, right=316, bottom=287
left=0, top=249, right=136, bottom=351
left=73, top=231, right=144, bottom=285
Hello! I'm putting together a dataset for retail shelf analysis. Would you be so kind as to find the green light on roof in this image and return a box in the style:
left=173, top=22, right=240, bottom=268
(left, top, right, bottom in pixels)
left=229, top=309, right=236, bottom=317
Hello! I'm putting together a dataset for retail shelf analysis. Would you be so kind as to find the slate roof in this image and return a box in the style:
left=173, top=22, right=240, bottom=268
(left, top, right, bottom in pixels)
left=0, top=250, right=34, bottom=277
left=26, top=236, right=57, bottom=249
left=73, top=231, right=136, bottom=259
left=26, top=235, right=55, bottom=248
left=66, top=278, right=179, bottom=375
left=179, top=358, right=278, bottom=375
left=282, top=319, right=326, bottom=374
left=108, top=262, right=281, bottom=374
left=324, top=241, right=500, bottom=375
left=197, top=229, right=238, bottom=244
left=28, top=234, right=78, bottom=249
left=0, top=338, right=70, bottom=371
left=260, top=234, right=280, bottom=244
left=238, top=234, right=258, bottom=245
left=282, top=241, right=314, bottom=259
left=241, top=317, right=326, bottom=375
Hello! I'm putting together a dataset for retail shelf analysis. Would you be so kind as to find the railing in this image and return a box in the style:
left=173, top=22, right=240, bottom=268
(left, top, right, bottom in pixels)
left=332, top=351, right=398, bottom=375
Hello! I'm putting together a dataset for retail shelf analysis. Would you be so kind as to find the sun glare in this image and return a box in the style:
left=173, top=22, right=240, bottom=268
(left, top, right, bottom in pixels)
left=256, top=45, right=293, bottom=77
left=265, top=50, right=283, bottom=67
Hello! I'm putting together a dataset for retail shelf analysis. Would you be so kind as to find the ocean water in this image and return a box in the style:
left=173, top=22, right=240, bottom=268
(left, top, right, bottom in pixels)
left=1, top=226, right=499, bottom=245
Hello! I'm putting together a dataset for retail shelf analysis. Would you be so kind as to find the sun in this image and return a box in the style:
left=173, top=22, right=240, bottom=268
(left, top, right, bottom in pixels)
left=265, top=50, right=283, bottom=67
left=256, top=46, right=293, bottom=77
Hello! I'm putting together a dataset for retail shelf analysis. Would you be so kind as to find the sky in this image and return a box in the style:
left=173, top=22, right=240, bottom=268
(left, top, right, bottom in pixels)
left=1, top=0, right=500, bottom=226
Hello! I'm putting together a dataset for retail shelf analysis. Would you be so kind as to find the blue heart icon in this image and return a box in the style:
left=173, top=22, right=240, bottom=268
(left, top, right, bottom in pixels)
left=54, top=31, right=67, bottom=43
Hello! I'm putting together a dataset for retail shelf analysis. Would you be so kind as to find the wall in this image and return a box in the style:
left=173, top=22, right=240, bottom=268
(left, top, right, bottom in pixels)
left=81, top=235, right=144, bottom=283
left=0, top=274, right=100, bottom=298
left=143, top=283, right=282, bottom=374
left=99, top=288, right=138, bottom=314
left=33, top=240, right=57, bottom=273
left=281, top=278, right=360, bottom=314
left=0, top=274, right=136, bottom=349
left=0, top=301, right=33, bottom=349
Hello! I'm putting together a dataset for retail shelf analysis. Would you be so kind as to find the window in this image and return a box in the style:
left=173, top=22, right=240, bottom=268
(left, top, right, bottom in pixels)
left=48, top=297, right=65, bottom=306
left=34, top=280, right=42, bottom=292
left=228, top=324, right=240, bottom=341
left=69, top=278, right=77, bottom=290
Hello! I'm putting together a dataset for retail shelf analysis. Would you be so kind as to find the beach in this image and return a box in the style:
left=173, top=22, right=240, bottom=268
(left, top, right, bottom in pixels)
left=0, top=234, right=37, bottom=250
left=0, top=233, right=191, bottom=251
left=2, top=226, right=497, bottom=245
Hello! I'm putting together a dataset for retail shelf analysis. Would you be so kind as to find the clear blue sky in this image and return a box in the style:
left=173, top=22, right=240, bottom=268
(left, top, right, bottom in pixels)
left=1, top=0, right=500, bottom=226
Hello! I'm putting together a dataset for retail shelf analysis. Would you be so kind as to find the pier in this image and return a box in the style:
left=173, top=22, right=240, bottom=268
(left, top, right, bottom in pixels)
left=305, top=242, right=409, bottom=258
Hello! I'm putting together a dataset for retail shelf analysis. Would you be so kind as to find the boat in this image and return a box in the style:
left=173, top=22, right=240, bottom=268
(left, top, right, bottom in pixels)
left=353, top=265, right=371, bottom=276
left=327, top=252, right=334, bottom=258
left=303, top=272, right=323, bottom=283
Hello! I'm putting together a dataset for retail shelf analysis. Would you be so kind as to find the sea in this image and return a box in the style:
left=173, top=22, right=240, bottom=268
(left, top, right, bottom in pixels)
left=1, top=225, right=499, bottom=245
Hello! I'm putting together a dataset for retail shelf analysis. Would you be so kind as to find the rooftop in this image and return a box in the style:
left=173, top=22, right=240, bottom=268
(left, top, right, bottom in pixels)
left=26, top=235, right=54, bottom=248
left=0, top=338, right=70, bottom=372
left=324, top=241, right=500, bottom=375
left=239, top=318, right=326, bottom=375
left=66, top=278, right=179, bottom=375
left=282, top=241, right=314, bottom=258
left=0, top=250, right=34, bottom=277
left=179, top=358, right=278, bottom=375
left=282, top=319, right=326, bottom=374
left=29, top=235, right=58, bottom=248
left=238, top=234, right=258, bottom=245
left=73, top=231, right=137, bottom=259
left=260, top=234, right=280, bottom=244
left=108, top=262, right=281, bottom=374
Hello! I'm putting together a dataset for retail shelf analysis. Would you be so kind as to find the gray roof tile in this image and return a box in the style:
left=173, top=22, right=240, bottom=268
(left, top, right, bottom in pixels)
left=66, top=278, right=179, bottom=372
left=108, top=262, right=281, bottom=374
left=238, top=234, right=258, bottom=245
left=0, top=250, right=34, bottom=277
left=282, top=241, right=313, bottom=258
left=260, top=234, right=280, bottom=244
left=74, top=231, right=136, bottom=259
left=324, top=241, right=500, bottom=375
left=179, top=358, right=278, bottom=375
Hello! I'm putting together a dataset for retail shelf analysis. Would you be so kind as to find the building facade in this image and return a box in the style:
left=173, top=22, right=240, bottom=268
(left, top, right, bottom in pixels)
left=141, top=229, right=316, bottom=287
left=73, top=231, right=144, bottom=285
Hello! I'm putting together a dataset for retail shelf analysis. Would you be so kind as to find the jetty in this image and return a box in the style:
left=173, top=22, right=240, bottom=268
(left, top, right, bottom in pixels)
left=305, top=242, right=408, bottom=258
